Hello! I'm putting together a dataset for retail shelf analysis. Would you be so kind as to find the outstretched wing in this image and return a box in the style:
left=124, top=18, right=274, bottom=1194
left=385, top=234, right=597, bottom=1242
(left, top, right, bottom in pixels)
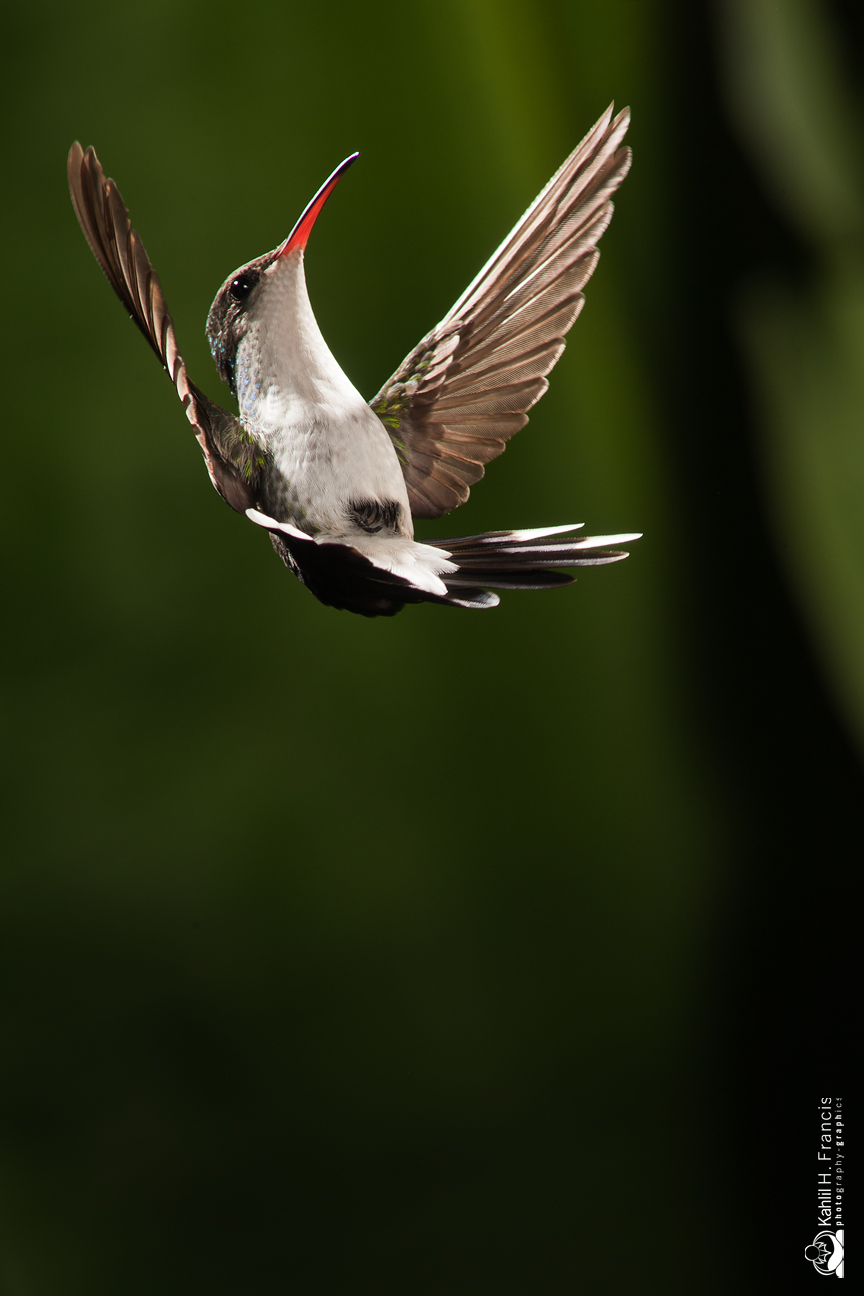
left=67, top=143, right=256, bottom=514
left=370, top=106, right=631, bottom=519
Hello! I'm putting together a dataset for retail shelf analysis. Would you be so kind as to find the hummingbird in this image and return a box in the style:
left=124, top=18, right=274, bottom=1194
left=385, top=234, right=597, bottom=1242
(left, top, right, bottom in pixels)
left=68, top=106, right=638, bottom=617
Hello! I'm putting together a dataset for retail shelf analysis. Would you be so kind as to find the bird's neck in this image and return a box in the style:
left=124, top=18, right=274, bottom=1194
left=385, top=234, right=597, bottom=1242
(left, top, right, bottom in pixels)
left=237, top=249, right=362, bottom=428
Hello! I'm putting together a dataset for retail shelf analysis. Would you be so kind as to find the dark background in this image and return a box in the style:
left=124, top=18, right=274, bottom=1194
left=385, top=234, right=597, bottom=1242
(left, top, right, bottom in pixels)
left=0, top=1, right=858, bottom=1291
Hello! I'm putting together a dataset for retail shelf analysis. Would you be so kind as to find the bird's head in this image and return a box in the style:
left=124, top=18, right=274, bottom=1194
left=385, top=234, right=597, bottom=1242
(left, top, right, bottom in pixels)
left=206, top=153, right=359, bottom=400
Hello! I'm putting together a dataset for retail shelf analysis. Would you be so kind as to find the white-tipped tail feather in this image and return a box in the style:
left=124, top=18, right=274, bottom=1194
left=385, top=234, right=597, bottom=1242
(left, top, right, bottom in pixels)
left=430, top=525, right=640, bottom=593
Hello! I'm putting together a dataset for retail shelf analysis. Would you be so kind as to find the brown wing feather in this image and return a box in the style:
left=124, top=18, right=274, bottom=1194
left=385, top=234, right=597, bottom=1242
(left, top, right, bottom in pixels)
left=67, top=142, right=255, bottom=514
left=370, top=106, right=631, bottom=519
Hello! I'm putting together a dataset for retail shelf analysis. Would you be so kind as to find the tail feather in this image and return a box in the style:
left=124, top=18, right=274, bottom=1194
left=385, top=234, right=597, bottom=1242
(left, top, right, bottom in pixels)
left=430, top=587, right=501, bottom=609
left=444, top=569, right=575, bottom=590
left=251, top=508, right=637, bottom=615
left=430, top=524, right=640, bottom=595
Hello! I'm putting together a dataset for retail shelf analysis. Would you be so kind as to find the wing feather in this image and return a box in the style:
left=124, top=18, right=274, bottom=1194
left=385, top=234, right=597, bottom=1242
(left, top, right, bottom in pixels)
left=68, top=142, right=256, bottom=514
left=370, top=106, right=631, bottom=518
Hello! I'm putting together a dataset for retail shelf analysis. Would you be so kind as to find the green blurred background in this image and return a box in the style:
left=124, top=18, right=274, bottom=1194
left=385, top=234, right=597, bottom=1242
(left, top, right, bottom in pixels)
left=0, top=1, right=859, bottom=1292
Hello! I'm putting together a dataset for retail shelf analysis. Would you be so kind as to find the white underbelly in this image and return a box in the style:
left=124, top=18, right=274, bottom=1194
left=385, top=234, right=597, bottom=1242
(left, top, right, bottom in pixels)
left=251, top=405, right=412, bottom=534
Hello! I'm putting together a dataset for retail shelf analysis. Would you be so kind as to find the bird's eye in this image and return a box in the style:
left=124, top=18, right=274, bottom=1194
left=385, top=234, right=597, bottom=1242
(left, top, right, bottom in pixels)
left=229, top=273, right=257, bottom=303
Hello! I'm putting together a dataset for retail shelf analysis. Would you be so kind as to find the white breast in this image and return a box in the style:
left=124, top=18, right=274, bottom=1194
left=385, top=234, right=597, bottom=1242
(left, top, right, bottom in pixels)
left=237, top=248, right=411, bottom=532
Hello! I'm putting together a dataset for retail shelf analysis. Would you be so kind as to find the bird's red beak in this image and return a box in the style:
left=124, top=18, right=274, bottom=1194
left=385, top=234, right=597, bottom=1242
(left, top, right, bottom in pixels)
left=277, top=152, right=359, bottom=257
